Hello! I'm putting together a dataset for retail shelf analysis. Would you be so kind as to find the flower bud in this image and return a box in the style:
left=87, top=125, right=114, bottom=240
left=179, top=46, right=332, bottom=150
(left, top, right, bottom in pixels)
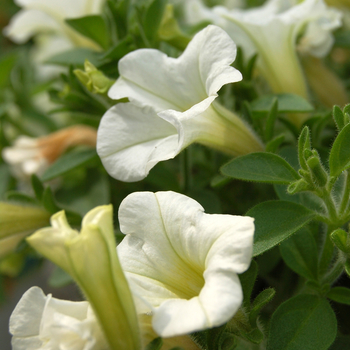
left=74, top=61, right=114, bottom=94
left=27, top=205, right=141, bottom=350
left=0, top=202, right=50, bottom=259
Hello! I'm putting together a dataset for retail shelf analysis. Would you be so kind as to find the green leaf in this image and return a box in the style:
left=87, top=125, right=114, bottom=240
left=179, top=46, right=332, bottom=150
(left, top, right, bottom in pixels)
left=265, top=134, right=285, bottom=153
left=5, top=192, right=38, bottom=206
left=247, top=201, right=316, bottom=256
left=41, top=149, right=98, bottom=182
left=280, top=228, right=319, bottom=281
left=143, top=0, right=167, bottom=42
left=45, top=48, right=101, bottom=67
left=145, top=337, right=163, bottom=350
left=0, top=163, right=12, bottom=200
left=329, top=123, right=350, bottom=177
left=327, top=287, right=350, bottom=305
left=264, top=98, right=278, bottom=142
left=42, top=187, right=61, bottom=214
left=221, top=152, right=300, bottom=184
left=0, top=53, right=17, bottom=88
left=65, top=15, right=109, bottom=49
left=250, top=288, right=275, bottom=325
left=333, top=105, right=345, bottom=131
left=239, top=260, right=258, bottom=307
left=251, top=94, right=314, bottom=113
left=31, top=175, right=44, bottom=201
left=267, top=294, right=337, bottom=350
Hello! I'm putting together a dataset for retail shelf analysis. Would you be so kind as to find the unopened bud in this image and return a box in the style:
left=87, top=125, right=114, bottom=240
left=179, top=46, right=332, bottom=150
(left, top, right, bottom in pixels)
left=74, top=60, right=114, bottom=94
left=306, top=154, right=328, bottom=188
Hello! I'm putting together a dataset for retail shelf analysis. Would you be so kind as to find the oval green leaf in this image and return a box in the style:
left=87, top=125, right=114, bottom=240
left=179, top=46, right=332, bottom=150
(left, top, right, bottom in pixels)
left=329, top=123, right=350, bottom=177
left=280, top=228, right=319, bottom=281
left=267, top=294, right=337, bottom=350
left=41, top=149, right=98, bottom=182
left=221, top=152, right=300, bottom=184
left=247, top=201, right=316, bottom=256
left=251, top=93, right=314, bottom=113
left=327, top=287, right=350, bottom=305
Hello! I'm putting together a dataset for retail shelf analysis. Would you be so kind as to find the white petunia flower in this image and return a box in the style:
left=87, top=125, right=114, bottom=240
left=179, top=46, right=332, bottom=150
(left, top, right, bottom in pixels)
left=4, top=0, right=105, bottom=48
left=10, top=286, right=109, bottom=350
left=97, top=25, right=263, bottom=182
left=0, top=202, right=50, bottom=259
left=4, top=0, right=105, bottom=78
left=2, top=125, right=97, bottom=182
left=214, top=0, right=342, bottom=99
left=117, top=191, right=255, bottom=337
left=27, top=205, right=142, bottom=350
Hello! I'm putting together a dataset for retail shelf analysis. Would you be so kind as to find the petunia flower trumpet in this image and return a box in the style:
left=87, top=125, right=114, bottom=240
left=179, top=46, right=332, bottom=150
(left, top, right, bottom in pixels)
left=2, top=125, right=97, bottom=181
left=4, top=0, right=105, bottom=49
left=0, top=202, right=50, bottom=259
left=97, top=25, right=263, bottom=182
left=10, top=287, right=109, bottom=350
left=213, top=0, right=342, bottom=120
left=27, top=205, right=141, bottom=350
left=117, top=191, right=255, bottom=337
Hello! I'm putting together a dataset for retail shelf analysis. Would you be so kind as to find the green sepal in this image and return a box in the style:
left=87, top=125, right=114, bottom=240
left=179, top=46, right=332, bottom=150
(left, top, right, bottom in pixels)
left=298, top=126, right=311, bottom=170
left=330, top=229, right=349, bottom=254
left=329, top=123, right=350, bottom=177
left=345, top=259, right=350, bottom=277
left=287, top=178, right=310, bottom=194
left=306, top=151, right=328, bottom=188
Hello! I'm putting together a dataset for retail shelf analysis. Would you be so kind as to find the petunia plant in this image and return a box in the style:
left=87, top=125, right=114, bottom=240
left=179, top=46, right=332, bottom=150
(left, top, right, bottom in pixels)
left=1, top=0, right=350, bottom=349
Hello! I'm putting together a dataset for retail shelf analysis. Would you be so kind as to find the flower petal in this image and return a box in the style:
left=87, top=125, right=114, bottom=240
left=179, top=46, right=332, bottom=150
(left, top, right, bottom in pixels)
left=97, top=103, right=178, bottom=182
left=10, top=287, right=46, bottom=337
left=4, top=9, right=59, bottom=43
left=109, top=25, right=241, bottom=110
left=118, top=191, right=254, bottom=337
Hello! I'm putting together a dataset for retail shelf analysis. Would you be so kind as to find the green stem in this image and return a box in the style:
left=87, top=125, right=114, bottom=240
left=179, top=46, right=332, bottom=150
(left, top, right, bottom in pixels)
left=339, top=170, right=350, bottom=219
